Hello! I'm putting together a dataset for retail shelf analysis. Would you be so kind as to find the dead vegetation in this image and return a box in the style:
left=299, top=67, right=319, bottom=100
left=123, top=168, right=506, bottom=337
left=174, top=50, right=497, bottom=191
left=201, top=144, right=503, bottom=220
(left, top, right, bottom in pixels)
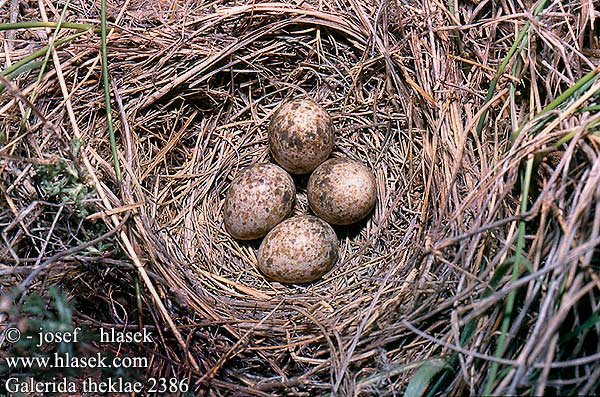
left=1, top=0, right=600, bottom=395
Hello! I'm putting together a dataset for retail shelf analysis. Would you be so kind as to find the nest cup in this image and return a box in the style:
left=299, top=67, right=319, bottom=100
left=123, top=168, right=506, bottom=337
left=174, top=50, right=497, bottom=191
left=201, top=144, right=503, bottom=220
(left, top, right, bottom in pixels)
left=131, top=5, right=422, bottom=393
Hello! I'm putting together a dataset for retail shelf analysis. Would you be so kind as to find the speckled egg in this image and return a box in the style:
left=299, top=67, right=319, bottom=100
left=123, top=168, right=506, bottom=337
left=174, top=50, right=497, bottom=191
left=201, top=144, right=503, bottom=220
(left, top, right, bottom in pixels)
left=223, top=163, right=295, bottom=240
left=257, top=215, right=338, bottom=283
left=307, top=157, right=377, bottom=225
left=268, top=98, right=335, bottom=174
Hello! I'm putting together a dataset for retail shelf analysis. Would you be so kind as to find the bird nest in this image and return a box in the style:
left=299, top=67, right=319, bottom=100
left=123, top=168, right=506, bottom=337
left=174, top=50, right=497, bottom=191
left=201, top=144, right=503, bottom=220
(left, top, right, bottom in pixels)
left=128, top=4, right=425, bottom=393
left=2, top=0, right=600, bottom=395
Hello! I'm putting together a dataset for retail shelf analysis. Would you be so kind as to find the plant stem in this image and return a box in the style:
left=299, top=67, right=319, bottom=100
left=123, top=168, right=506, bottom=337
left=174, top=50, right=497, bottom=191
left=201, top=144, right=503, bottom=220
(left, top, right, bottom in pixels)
left=101, top=0, right=122, bottom=182
left=0, top=21, right=92, bottom=31
left=0, top=32, right=86, bottom=94
left=21, top=1, right=71, bottom=130
left=484, top=157, right=533, bottom=395
left=476, top=0, right=549, bottom=137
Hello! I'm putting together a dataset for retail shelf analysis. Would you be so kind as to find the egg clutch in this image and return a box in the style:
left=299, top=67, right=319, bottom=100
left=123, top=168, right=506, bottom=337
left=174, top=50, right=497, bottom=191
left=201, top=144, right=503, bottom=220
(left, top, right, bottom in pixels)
left=223, top=98, right=377, bottom=284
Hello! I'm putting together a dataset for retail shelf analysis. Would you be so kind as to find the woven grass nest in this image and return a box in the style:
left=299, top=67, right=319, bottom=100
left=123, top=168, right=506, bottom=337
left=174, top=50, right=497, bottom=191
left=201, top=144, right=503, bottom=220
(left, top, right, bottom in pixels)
left=2, top=0, right=600, bottom=395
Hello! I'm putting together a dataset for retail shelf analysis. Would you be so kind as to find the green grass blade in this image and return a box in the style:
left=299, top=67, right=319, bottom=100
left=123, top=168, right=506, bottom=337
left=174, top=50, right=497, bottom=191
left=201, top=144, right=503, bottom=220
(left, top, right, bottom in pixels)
left=447, top=0, right=464, bottom=56
left=476, top=0, right=549, bottom=137
left=483, top=157, right=534, bottom=395
left=21, top=1, right=71, bottom=129
left=512, top=67, right=599, bottom=142
left=0, top=32, right=85, bottom=77
left=0, top=21, right=92, bottom=31
left=405, top=359, right=449, bottom=397
left=580, top=104, right=600, bottom=112
left=540, top=67, right=599, bottom=115
left=0, top=32, right=86, bottom=94
left=101, top=0, right=122, bottom=181
left=476, top=25, right=530, bottom=136
left=424, top=246, right=528, bottom=395
left=4, top=61, right=43, bottom=80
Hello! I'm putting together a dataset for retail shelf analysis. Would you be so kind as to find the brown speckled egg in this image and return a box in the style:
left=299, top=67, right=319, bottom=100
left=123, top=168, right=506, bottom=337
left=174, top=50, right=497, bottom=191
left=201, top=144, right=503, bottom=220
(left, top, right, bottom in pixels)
left=257, top=215, right=338, bottom=283
left=224, top=163, right=295, bottom=240
left=268, top=98, right=335, bottom=174
left=307, top=157, right=377, bottom=225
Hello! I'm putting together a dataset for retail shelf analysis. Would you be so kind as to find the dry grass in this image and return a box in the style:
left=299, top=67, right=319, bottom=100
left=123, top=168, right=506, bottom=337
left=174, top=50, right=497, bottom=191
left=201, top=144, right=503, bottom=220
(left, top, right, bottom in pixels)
left=2, top=0, right=600, bottom=395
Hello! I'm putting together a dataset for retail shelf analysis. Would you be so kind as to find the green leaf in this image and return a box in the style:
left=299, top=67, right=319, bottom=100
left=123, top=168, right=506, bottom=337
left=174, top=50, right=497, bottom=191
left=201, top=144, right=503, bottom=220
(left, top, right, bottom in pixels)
left=405, top=359, right=450, bottom=397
